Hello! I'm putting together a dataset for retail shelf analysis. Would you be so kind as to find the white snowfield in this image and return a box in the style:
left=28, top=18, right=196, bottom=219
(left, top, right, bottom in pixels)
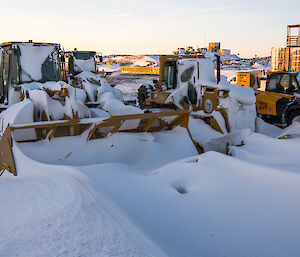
left=1, top=116, right=300, bottom=257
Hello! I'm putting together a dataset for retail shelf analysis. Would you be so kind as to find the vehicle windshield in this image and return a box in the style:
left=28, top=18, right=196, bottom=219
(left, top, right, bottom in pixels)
left=18, top=44, right=61, bottom=83
left=267, top=73, right=300, bottom=94
left=73, top=52, right=95, bottom=60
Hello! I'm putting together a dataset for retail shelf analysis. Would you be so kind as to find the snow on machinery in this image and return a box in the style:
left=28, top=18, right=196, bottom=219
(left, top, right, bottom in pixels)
left=0, top=41, right=62, bottom=106
left=137, top=54, right=256, bottom=133
left=0, top=41, right=192, bottom=176
left=63, top=50, right=99, bottom=81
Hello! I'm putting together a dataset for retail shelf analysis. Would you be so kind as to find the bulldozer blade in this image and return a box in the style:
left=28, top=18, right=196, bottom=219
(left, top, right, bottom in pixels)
left=0, top=110, right=204, bottom=176
left=8, top=110, right=190, bottom=142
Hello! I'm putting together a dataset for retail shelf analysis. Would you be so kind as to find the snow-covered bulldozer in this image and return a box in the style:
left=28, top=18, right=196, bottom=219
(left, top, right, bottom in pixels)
left=138, top=55, right=256, bottom=133
left=0, top=42, right=192, bottom=176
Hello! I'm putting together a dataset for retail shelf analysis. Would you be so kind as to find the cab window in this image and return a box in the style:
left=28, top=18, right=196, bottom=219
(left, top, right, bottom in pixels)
left=163, top=61, right=176, bottom=89
left=267, top=74, right=281, bottom=92
left=291, top=76, right=300, bottom=94
left=267, top=73, right=297, bottom=94
left=279, top=74, right=290, bottom=92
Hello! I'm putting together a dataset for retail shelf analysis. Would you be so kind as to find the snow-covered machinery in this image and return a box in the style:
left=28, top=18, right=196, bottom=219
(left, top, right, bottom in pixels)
left=138, top=55, right=256, bottom=133
left=0, top=42, right=193, bottom=176
left=63, top=50, right=98, bottom=81
left=0, top=41, right=62, bottom=105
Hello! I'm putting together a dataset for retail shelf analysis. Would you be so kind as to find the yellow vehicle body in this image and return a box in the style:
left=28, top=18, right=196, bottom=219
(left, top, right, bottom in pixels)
left=147, top=90, right=171, bottom=106
left=255, top=71, right=300, bottom=125
left=256, top=91, right=293, bottom=116
left=236, top=72, right=256, bottom=87
left=120, top=66, right=159, bottom=75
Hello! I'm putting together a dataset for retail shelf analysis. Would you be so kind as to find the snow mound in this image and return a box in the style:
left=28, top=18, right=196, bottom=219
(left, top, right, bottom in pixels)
left=277, top=121, right=300, bottom=139
left=0, top=99, right=34, bottom=136
left=97, top=82, right=143, bottom=116
left=255, top=117, right=283, bottom=138
left=0, top=145, right=166, bottom=257
left=230, top=132, right=300, bottom=173
left=204, top=129, right=251, bottom=153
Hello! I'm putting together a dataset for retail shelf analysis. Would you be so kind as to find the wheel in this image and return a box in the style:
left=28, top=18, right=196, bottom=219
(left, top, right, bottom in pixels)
left=287, top=110, right=300, bottom=125
left=137, top=85, right=154, bottom=109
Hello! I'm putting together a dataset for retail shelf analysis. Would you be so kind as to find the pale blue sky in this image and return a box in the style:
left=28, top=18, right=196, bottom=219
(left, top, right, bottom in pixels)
left=1, top=0, right=299, bottom=57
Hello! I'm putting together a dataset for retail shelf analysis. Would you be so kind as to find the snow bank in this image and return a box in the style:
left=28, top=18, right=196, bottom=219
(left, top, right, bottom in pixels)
left=230, top=132, right=300, bottom=174
left=0, top=99, right=34, bottom=135
left=19, top=44, right=55, bottom=82
left=15, top=128, right=196, bottom=168
left=277, top=121, right=300, bottom=139
left=188, top=117, right=222, bottom=146
left=78, top=149, right=300, bottom=257
left=218, top=76, right=256, bottom=105
left=0, top=146, right=166, bottom=257
left=97, top=82, right=143, bottom=116
left=255, top=117, right=283, bottom=138
left=204, top=129, right=251, bottom=153
left=131, top=152, right=300, bottom=257
left=216, top=77, right=256, bottom=131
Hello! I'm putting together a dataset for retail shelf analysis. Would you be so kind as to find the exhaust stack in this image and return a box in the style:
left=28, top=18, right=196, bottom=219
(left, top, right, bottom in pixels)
left=216, top=55, right=221, bottom=84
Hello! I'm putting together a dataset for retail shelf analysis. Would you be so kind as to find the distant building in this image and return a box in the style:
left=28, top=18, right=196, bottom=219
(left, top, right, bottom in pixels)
left=207, top=42, right=221, bottom=52
left=271, top=24, right=300, bottom=72
left=173, top=42, right=233, bottom=58
left=219, top=49, right=231, bottom=56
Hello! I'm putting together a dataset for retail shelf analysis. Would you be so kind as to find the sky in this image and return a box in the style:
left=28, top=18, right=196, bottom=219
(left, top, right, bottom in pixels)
left=1, top=0, right=300, bottom=58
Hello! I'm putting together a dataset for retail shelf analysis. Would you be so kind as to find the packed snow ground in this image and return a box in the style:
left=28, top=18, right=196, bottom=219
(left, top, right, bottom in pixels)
left=2, top=116, right=300, bottom=257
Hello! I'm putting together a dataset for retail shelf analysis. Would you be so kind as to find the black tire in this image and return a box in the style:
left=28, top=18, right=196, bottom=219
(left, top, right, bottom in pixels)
left=137, top=85, right=154, bottom=109
left=287, top=110, right=300, bottom=125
